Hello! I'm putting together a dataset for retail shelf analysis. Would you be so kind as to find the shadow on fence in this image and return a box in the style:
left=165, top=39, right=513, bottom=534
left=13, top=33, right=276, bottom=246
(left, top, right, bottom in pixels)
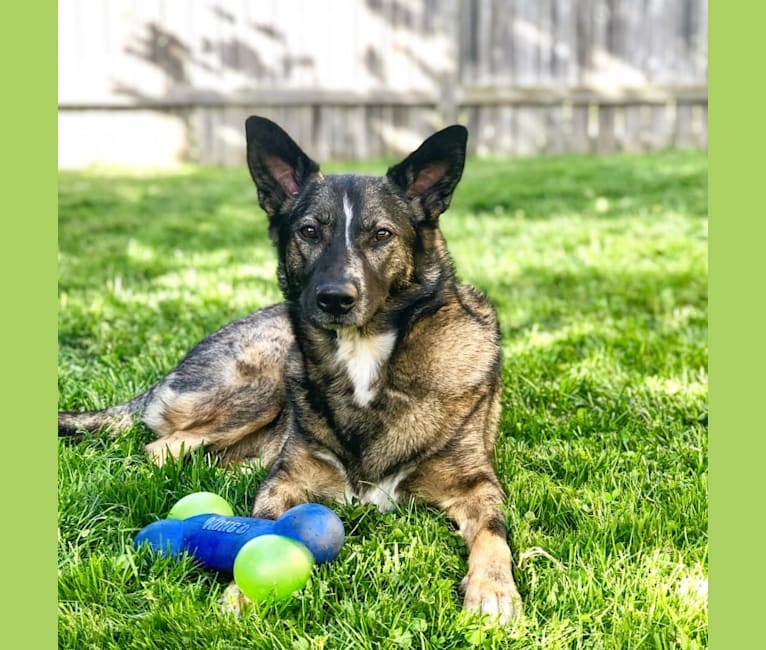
left=58, top=0, right=707, bottom=167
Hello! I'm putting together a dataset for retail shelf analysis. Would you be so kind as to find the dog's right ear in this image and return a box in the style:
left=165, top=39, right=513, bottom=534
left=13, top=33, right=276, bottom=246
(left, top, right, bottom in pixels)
left=245, top=116, right=321, bottom=218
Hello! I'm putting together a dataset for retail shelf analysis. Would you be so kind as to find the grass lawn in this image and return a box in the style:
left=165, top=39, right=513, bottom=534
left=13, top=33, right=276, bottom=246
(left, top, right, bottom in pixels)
left=58, top=150, right=707, bottom=649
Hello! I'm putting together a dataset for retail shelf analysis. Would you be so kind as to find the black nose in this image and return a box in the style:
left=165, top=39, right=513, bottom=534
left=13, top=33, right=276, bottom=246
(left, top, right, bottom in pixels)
left=317, top=282, right=358, bottom=316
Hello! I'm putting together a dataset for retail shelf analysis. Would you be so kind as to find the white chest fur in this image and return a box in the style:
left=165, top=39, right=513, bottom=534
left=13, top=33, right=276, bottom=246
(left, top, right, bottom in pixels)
left=358, top=468, right=413, bottom=512
left=312, top=450, right=412, bottom=512
left=335, top=329, right=396, bottom=406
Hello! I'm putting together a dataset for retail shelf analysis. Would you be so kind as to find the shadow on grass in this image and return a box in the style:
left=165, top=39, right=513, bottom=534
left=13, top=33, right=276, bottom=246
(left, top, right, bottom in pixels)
left=58, top=148, right=708, bottom=257
left=59, top=170, right=271, bottom=285
left=482, top=264, right=706, bottom=332
left=453, top=150, right=707, bottom=219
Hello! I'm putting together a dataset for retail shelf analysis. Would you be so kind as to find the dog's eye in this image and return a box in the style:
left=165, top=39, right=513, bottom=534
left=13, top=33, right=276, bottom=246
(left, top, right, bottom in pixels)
left=374, top=228, right=393, bottom=242
left=299, top=225, right=319, bottom=241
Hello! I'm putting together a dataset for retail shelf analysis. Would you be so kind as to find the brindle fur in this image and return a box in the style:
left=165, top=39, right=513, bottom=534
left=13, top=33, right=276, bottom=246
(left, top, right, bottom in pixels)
left=58, top=116, right=522, bottom=623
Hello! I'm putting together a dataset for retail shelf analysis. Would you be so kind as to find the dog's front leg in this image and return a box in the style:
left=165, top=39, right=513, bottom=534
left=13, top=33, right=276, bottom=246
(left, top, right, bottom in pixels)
left=249, top=441, right=348, bottom=517
left=453, top=492, right=522, bottom=625
left=221, top=439, right=347, bottom=614
left=408, top=459, right=522, bottom=624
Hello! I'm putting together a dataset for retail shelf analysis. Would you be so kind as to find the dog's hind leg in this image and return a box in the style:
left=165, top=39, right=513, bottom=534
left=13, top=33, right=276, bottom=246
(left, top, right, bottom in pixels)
left=143, top=427, right=217, bottom=465
left=60, top=304, right=295, bottom=465
left=140, top=379, right=286, bottom=466
left=137, top=304, right=293, bottom=463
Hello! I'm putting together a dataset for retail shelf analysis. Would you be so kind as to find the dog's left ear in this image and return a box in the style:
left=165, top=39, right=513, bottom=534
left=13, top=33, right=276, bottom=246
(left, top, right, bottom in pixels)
left=245, top=116, right=321, bottom=219
left=386, top=125, right=468, bottom=222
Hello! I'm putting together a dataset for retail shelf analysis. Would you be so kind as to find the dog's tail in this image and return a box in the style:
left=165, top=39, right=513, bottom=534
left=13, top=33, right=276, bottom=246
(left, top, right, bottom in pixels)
left=58, top=390, right=153, bottom=438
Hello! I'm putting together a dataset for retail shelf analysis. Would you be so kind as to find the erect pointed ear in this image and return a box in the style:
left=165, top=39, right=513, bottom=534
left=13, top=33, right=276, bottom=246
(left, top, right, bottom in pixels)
left=386, top=125, right=468, bottom=222
left=245, top=116, right=321, bottom=218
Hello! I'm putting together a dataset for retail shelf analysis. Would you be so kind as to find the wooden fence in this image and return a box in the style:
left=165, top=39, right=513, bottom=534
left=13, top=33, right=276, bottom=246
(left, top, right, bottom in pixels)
left=58, top=0, right=707, bottom=167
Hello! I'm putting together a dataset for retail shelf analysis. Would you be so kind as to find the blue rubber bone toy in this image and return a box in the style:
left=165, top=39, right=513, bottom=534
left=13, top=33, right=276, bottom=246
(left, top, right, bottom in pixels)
left=134, top=503, right=345, bottom=571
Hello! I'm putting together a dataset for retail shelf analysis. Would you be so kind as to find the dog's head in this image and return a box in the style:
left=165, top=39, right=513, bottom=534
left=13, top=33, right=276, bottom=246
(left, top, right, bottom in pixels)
left=245, top=116, right=467, bottom=331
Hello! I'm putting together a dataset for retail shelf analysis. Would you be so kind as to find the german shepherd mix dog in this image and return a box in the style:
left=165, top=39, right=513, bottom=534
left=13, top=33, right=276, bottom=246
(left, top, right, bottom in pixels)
left=59, top=116, right=522, bottom=623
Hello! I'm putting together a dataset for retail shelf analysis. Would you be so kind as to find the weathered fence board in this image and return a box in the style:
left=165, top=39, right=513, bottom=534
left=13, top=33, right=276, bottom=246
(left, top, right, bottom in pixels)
left=58, top=0, right=707, bottom=167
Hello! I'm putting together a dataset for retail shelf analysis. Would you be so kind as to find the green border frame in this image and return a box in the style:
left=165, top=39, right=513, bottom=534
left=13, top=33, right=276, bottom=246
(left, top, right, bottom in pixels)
left=709, top=1, right=763, bottom=647
left=2, top=0, right=745, bottom=646
left=0, top=1, right=56, bottom=647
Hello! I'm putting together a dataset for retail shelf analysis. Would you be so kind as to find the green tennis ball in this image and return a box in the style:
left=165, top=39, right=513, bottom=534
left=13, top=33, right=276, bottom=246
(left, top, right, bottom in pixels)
left=233, top=534, right=314, bottom=602
left=167, top=492, right=234, bottom=520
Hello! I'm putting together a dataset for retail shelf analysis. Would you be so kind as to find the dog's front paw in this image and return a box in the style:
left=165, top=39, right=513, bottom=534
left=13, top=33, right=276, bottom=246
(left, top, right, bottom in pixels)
left=461, top=564, right=522, bottom=625
left=219, top=581, right=251, bottom=616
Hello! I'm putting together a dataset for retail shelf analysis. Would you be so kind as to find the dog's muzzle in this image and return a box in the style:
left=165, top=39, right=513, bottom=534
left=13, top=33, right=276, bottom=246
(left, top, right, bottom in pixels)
left=316, top=282, right=359, bottom=316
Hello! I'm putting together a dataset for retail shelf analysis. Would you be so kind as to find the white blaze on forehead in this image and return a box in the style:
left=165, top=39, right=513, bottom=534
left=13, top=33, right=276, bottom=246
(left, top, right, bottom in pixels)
left=336, top=329, right=396, bottom=407
left=343, top=192, right=354, bottom=248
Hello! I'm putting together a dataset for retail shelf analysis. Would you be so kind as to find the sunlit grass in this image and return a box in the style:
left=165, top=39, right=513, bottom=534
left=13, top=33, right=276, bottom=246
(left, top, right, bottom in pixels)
left=58, top=149, right=707, bottom=649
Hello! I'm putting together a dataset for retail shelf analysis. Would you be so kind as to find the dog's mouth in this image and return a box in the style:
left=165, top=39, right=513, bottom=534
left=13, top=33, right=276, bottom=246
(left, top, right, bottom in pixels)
left=309, top=310, right=366, bottom=331
left=306, top=296, right=380, bottom=332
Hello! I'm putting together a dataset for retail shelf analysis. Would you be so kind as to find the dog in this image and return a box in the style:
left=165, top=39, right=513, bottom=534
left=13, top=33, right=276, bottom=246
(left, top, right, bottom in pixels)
left=59, top=116, right=522, bottom=623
